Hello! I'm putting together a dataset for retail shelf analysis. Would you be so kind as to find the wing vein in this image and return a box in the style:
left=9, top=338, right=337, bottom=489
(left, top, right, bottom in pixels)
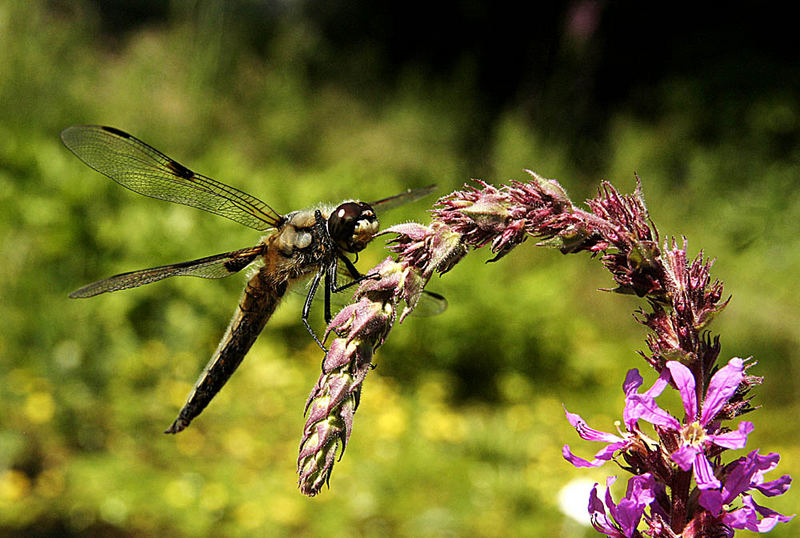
left=61, top=125, right=283, bottom=230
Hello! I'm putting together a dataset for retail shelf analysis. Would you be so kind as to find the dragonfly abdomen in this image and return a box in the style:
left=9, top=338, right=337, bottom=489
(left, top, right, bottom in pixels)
left=165, top=266, right=286, bottom=434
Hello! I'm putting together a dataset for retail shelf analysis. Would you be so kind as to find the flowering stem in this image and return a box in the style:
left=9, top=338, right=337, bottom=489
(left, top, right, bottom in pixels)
left=295, top=170, right=793, bottom=537
left=671, top=468, right=692, bottom=532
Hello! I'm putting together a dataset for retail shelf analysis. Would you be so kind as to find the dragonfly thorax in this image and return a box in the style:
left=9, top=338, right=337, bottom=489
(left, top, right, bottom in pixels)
left=327, top=201, right=378, bottom=253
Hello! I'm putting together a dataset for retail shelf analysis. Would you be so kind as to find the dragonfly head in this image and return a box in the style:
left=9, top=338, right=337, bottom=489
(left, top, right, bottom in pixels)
left=328, top=201, right=379, bottom=253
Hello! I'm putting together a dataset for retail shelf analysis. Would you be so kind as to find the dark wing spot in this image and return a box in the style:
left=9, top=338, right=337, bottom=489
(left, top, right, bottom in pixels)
left=223, top=254, right=256, bottom=273
left=101, top=126, right=132, bottom=138
left=167, top=159, right=194, bottom=180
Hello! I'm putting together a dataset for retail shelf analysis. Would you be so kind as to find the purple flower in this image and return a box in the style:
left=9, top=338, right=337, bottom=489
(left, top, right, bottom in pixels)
left=721, top=495, right=794, bottom=533
left=562, top=368, right=678, bottom=472
left=561, top=408, right=631, bottom=468
left=699, top=450, right=794, bottom=532
left=588, top=474, right=656, bottom=537
left=565, top=358, right=755, bottom=486
left=562, top=369, right=646, bottom=468
left=563, top=363, right=687, bottom=470
left=667, top=358, right=750, bottom=489
left=626, top=358, right=751, bottom=489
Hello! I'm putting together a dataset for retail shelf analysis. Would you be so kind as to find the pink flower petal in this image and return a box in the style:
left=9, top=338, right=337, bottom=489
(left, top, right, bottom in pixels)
left=723, top=494, right=795, bottom=532
left=642, top=367, right=671, bottom=400
left=693, top=452, right=722, bottom=490
left=563, top=445, right=605, bottom=468
left=564, top=408, right=624, bottom=443
left=671, top=445, right=699, bottom=471
left=625, top=394, right=681, bottom=430
left=622, top=369, right=643, bottom=396
left=756, top=475, right=793, bottom=497
left=666, top=361, right=697, bottom=420
left=709, top=421, right=753, bottom=449
left=588, top=481, right=618, bottom=535
left=698, top=489, right=725, bottom=514
left=562, top=443, right=624, bottom=468
left=700, top=357, right=744, bottom=425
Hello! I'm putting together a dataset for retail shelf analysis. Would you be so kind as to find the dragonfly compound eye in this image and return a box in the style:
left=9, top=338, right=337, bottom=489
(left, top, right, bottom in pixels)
left=328, top=201, right=378, bottom=253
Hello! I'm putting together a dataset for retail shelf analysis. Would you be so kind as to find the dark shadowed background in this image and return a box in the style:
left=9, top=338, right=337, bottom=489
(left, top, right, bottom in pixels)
left=0, top=1, right=797, bottom=536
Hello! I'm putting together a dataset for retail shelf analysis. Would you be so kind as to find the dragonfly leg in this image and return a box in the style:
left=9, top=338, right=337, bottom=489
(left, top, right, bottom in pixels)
left=324, top=258, right=336, bottom=324
left=338, top=253, right=362, bottom=280
left=325, top=259, right=351, bottom=340
left=325, top=256, right=381, bottom=340
left=302, top=267, right=329, bottom=352
left=331, top=253, right=379, bottom=294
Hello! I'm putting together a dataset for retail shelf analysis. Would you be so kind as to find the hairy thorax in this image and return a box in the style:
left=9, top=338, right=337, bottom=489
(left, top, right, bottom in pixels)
left=260, top=207, right=334, bottom=288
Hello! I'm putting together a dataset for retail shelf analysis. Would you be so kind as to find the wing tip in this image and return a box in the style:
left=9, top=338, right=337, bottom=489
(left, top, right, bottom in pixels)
left=68, top=286, right=99, bottom=298
left=60, top=125, right=78, bottom=146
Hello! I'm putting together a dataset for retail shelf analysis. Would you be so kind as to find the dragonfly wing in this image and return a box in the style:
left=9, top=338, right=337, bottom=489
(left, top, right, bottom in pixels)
left=368, top=184, right=437, bottom=212
left=411, top=290, right=448, bottom=317
left=69, top=245, right=265, bottom=298
left=61, top=125, right=283, bottom=231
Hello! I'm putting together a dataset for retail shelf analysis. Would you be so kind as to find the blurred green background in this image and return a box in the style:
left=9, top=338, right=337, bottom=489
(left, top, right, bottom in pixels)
left=1, top=1, right=798, bottom=536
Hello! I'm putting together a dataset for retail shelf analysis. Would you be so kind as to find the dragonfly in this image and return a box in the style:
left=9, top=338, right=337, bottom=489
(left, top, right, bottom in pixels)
left=61, top=125, right=442, bottom=434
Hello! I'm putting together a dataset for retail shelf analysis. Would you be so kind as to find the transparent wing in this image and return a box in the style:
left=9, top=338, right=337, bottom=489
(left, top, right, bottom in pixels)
left=368, top=185, right=437, bottom=212
left=61, top=125, right=283, bottom=231
left=70, top=245, right=265, bottom=298
left=412, top=290, right=448, bottom=317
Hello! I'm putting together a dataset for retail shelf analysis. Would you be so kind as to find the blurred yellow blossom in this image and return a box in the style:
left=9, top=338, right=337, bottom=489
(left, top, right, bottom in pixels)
left=24, top=391, right=55, bottom=424
left=0, top=470, right=31, bottom=502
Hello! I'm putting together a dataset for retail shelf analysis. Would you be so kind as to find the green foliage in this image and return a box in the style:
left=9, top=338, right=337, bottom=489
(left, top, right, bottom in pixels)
left=1, top=1, right=797, bottom=536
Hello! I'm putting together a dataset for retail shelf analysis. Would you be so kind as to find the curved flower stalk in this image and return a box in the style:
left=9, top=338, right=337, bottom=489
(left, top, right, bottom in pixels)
left=296, top=258, right=401, bottom=496
left=297, top=174, right=571, bottom=495
left=296, top=170, right=793, bottom=534
left=297, top=226, right=466, bottom=496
